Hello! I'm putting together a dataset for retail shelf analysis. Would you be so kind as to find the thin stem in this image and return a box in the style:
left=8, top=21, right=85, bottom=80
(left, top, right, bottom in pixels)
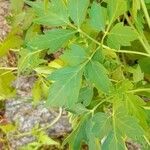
left=101, top=19, right=113, bottom=45
left=77, top=27, right=150, bottom=58
left=13, top=107, right=62, bottom=138
left=0, top=67, right=17, bottom=70
left=143, top=135, right=150, bottom=146
left=91, top=100, right=105, bottom=112
left=67, top=20, right=150, bottom=58
left=140, top=0, right=150, bottom=29
left=102, top=45, right=150, bottom=57
left=124, top=13, right=150, bottom=54
left=79, top=29, right=101, bottom=46
left=128, top=88, right=150, bottom=93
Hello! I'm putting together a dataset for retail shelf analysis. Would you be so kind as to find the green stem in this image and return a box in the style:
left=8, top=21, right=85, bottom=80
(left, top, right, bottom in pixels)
left=143, top=135, right=150, bottom=146
left=79, top=29, right=101, bottom=46
left=140, top=0, right=150, bottom=29
left=13, top=108, right=62, bottom=138
left=68, top=20, right=150, bottom=57
left=102, top=45, right=150, bottom=57
left=0, top=67, right=17, bottom=70
left=101, top=19, right=114, bottom=46
left=77, top=27, right=150, bottom=58
left=124, top=13, right=150, bottom=54
left=128, top=88, right=150, bottom=93
left=91, top=100, right=105, bottom=113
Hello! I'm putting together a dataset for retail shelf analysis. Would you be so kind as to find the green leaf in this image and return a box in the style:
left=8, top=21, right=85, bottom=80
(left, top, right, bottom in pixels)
left=139, top=58, right=150, bottom=74
left=89, top=138, right=101, bottom=150
left=90, top=112, right=111, bottom=139
left=133, top=65, right=144, bottom=82
left=37, top=131, right=59, bottom=146
left=0, top=30, right=23, bottom=57
left=68, top=0, right=89, bottom=26
left=27, top=29, right=76, bottom=53
left=47, top=66, right=83, bottom=107
left=22, top=9, right=35, bottom=30
left=0, top=71, right=16, bottom=100
left=64, top=115, right=88, bottom=150
left=85, top=61, right=111, bottom=93
left=135, top=12, right=145, bottom=32
left=10, top=0, right=24, bottom=14
left=0, top=124, right=16, bottom=134
left=107, top=0, right=127, bottom=22
left=107, top=23, right=138, bottom=49
left=89, top=2, right=107, bottom=31
left=132, top=0, right=141, bottom=20
left=85, top=112, right=111, bottom=150
left=102, top=131, right=126, bottom=150
left=61, top=44, right=87, bottom=66
left=113, top=105, right=144, bottom=140
left=18, top=49, right=45, bottom=74
left=86, top=133, right=101, bottom=150
left=67, top=103, right=89, bottom=114
left=32, top=80, right=42, bottom=105
left=78, top=86, right=93, bottom=106
left=26, top=0, right=69, bottom=26
left=126, top=94, right=148, bottom=128
left=25, top=24, right=41, bottom=43
left=92, top=49, right=105, bottom=64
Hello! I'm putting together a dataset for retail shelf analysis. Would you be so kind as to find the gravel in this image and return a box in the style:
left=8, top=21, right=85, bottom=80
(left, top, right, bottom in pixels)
left=5, top=99, right=71, bottom=149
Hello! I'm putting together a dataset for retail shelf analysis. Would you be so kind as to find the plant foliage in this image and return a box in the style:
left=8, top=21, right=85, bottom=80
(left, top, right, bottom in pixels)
left=0, top=0, right=150, bottom=149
